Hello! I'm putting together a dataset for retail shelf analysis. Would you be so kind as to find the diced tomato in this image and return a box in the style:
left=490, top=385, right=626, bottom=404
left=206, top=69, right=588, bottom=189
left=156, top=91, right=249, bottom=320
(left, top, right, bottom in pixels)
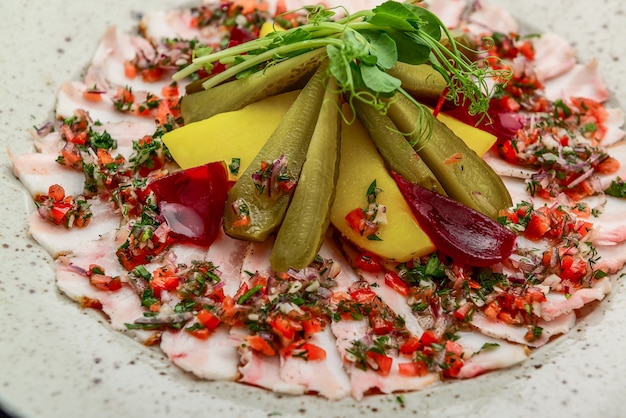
left=302, top=317, right=324, bottom=335
left=96, top=148, right=114, bottom=165
left=524, top=212, right=551, bottom=240
left=89, top=274, right=123, bottom=291
left=483, top=300, right=500, bottom=319
left=575, top=221, right=594, bottom=237
left=188, top=327, right=210, bottom=340
left=196, top=309, right=221, bottom=331
left=286, top=342, right=327, bottom=361
left=384, top=271, right=409, bottom=296
left=161, top=84, right=179, bottom=98
left=443, top=152, right=463, bottom=165
left=141, top=67, right=165, bottom=82
left=345, top=208, right=365, bottom=232
left=278, top=179, right=297, bottom=192
left=149, top=268, right=180, bottom=298
left=594, top=156, right=620, bottom=174
left=453, top=302, right=474, bottom=322
left=115, top=86, right=134, bottom=104
left=560, top=254, right=588, bottom=282
left=50, top=203, right=72, bottom=224
left=209, top=287, right=225, bottom=303
left=48, top=184, right=65, bottom=202
left=368, top=310, right=394, bottom=335
left=233, top=282, right=249, bottom=301
left=420, top=330, right=439, bottom=346
left=366, top=351, right=393, bottom=376
left=60, top=148, right=83, bottom=168
left=443, top=352, right=464, bottom=378
left=80, top=296, right=103, bottom=310
left=82, top=90, right=103, bottom=102
left=354, top=252, right=383, bottom=273
left=231, top=215, right=250, bottom=228
left=245, top=335, right=276, bottom=356
left=398, top=360, right=428, bottom=377
left=349, top=288, right=377, bottom=304
left=124, top=61, right=138, bottom=79
left=399, top=336, right=421, bottom=355
left=518, top=41, right=535, bottom=60
left=269, top=314, right=302, bottom=341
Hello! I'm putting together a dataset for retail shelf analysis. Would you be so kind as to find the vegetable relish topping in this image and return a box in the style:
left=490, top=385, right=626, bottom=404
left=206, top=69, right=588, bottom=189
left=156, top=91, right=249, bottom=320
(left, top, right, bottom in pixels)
left=16, top=0, right=626, bottom=401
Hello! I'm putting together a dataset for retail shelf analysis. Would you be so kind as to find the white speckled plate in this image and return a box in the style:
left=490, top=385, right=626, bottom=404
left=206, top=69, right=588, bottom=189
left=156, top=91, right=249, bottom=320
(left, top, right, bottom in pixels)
left=1, top=1, right=625, bottom=417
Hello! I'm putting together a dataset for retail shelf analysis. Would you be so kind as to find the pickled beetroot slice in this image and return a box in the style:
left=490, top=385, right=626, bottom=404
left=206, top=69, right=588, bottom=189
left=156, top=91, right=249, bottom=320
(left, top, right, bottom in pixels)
left=148, top=162, right=229, bottom=247
left=392, top=172, right=516, bottom=267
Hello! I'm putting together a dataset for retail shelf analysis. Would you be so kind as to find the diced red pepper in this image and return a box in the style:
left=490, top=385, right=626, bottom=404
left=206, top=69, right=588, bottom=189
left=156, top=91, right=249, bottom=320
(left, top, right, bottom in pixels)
left=350, top=288, right=377, bottom=304
left=384, top=271, right=409, bottom=296
left=302, top=317, right=324, bottom=335
left=353, top=252, right=383, bottom=273
left=398, top=361, right=428, bottom=377
left=268, top=314, right=302, bottom=341
left=345, top=208, right=365, bottom=232
left=453, top=302, right=474, bottom=322
left=368, top=310, right=394, bottom=335
left=245, top=335, right=276, bottom=356
left=89, top=274, right=123, bottom=292
left=420, top=330, right=439, bottom=346
left=196, top=309, right=221, bottom=331
left=399, top=336, right=421, bottom=355
left=188, top=327, right=210, bottom=340
left=50, top=203, right=72, bottom=224
left=366, top=351, right=393, bottom=376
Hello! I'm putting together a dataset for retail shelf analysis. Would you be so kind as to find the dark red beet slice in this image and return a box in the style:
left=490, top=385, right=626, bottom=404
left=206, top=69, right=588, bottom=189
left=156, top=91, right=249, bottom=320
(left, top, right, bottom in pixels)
left=148, top=162, right=229, bottom=247
left=392, top=172, right=516, bottom=267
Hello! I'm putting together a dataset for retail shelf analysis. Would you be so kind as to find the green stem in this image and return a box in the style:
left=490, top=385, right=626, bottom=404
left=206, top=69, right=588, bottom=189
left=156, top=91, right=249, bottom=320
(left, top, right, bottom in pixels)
left=200, top=38, right=339, bottom=90
left=173, top=37, right=276, bottom=81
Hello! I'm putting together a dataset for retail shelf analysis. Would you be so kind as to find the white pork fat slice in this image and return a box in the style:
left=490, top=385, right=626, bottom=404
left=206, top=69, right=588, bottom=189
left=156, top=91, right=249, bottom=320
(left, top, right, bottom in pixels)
left=427, top=0, right=467, bottom=29
left=544, top=60, right=610, bottom=103
left=53, top=234, right=155, bottom=343
left=140, top=5, right=224, bottom=46
left=160, top=326, right=240, bottom=381
left=589, top=196, right=626, bottom=247
left=530, top=32, right=576, bottom=81
left=455, top=331, right=528, bottom=379
left=56, top=81, right=136, bottom=124
left=471, top=310, right=576, bottom=348
left=90, top=120, right=159, bottom=160
left=333, top=320, right=439, bottom=400
left=29, top=197, right=121, bottom=258
left=89, top=26, right=175, bottom=97
left=32, top=130, right=64, bottom=155
left=537, top=278, right=612, bottom=321
left=10, top=150, right=85, bottom=198
left=341, top=242, right=424, bottom=337
left=601, top=108, right=626, bottom=146
left=465, top=4, right=519, bottom=37
left=279, top=326, right=351, bottom=400
left=276, top=0, right=382, bottom=15
left=206, top=229, right=249, bottom=297
left=595, top=241, right=626, bottom=274
left=232, top=325, right=306, bottom=395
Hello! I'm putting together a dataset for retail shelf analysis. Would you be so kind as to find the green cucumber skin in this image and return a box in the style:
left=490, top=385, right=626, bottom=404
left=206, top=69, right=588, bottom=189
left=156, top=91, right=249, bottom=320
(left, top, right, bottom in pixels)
left=223, top=61, right=330, bottom=242
left=270, top=77, right=342, bottom=272
left=181, top=49, right=326, bottom=124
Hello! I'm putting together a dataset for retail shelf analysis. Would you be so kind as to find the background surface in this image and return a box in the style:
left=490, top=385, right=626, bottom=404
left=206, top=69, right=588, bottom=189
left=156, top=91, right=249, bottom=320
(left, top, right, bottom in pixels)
left=1, top=1, right=625, bottom=417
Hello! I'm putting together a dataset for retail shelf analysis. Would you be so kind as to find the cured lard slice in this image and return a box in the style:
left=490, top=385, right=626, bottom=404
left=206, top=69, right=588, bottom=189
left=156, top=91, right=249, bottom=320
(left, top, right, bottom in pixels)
left=10, top=151, right=85, bottom=198
left=455, top=331, right=529, bottom=378
left=279, top=326, right=351, bottom=400
left=470, top=311, right=577, bottom=348
left=160, top=326, right=240, bottom=380
left=29, top=198, right=121, bottom=258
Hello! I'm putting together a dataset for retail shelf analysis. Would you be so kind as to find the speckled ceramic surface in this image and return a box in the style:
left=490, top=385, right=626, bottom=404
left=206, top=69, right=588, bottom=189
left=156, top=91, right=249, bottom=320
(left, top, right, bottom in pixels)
left=1, top=1, right=624, bottom=417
